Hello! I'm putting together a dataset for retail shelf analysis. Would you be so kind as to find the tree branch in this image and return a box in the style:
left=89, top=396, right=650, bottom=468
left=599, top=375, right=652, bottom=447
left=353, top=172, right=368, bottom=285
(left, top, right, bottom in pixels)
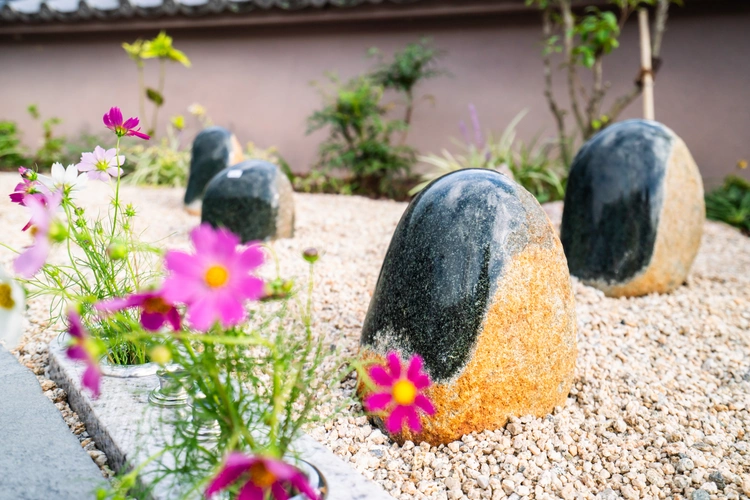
left=542, top=6, right=571, bottom=167
left=652, top=0, right=670, bottom=58
left=561, top=0, right=586, bottom=137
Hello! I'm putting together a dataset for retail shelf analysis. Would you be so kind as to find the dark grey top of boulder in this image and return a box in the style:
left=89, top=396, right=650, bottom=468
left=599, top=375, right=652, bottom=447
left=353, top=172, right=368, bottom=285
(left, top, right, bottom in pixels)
left=561, top=119, right=674, bottom=283
left=0, top=347, right=104, bottom=500
left=201, top=160, right=284, bottom=242
left=184, top=126, right=235, bottom=205
left=361, top=169, right=547, bottom=382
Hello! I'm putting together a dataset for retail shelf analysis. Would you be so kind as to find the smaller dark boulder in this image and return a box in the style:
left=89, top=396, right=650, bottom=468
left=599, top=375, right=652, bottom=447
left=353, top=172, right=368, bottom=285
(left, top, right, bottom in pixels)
left=201, top=160, right=294, bottom=243
left=184, top=126, right=244, bottom=215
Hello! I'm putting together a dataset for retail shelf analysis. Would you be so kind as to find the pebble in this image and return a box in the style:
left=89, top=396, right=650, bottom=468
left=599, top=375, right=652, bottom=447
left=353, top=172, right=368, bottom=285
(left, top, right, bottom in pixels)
left=691, top=489, right=710, bottom=500
left=3, top=182, right=750, bottom=498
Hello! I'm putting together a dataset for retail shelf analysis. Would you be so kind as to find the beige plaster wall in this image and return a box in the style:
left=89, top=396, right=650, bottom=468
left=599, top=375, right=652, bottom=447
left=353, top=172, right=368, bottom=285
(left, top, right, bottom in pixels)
left=0, top=5, right=748, bottom=185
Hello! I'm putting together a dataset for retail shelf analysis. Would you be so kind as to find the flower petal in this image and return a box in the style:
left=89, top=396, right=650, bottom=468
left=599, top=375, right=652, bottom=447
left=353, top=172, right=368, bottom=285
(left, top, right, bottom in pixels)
left=402, top=405, right=422, bottom=433
left=288, top=472, right=319, bottom=500
left=269, top=483, right=289, bottom=500
left=407, top=355, right=424, bottom=381
left=82, top=364, right=101, bottom=399
left=237, top=482, right=265, bottom=500
left=238, top=244, right=264, bottom=270
left=205, top=453, right=255, bottom=497
left=414, top=393, right=436, bottom=416
left=411, top=374, right=430, bottom=390
left=123, top=116, right=140, bottom=130
left=14, top=239, right=50, bottom=278
left=364, top=392, right=393, bottom=412
left=186, top=296, right=220, bottom=331
left=235, top=275, right=265, bottom=302
left=166, top=307, right=182, bottom=331
left=368, top=365, right=393, bottom=387
left=386, top=352, right=402, bottom=379
left=140, top=311, right=166, bottom=331
left=385, top=405, right=409, bottom=434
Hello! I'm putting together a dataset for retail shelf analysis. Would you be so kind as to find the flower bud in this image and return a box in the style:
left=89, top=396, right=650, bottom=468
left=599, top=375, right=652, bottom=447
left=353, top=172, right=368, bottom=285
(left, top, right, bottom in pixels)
left=107, top=243, right=129, bottom=261
left=48, top=221, right=69, bottom=243
left=149, top=346, right=172, bottom=366
left=302, top=248, right=319, bottom=264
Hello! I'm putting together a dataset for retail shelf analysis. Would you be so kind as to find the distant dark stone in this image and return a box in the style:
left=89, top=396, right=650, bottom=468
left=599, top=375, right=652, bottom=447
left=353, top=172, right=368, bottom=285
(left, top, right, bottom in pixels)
left=201, top=160, right=294, bottom=242
left=561, top=120, right=704, bottom=297
left=360, top=169, right=577, bottom=445
left=184, top=126, right=244, bottom=215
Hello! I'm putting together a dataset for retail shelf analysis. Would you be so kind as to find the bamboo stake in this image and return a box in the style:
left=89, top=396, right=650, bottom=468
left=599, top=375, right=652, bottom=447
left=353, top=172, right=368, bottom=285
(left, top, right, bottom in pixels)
left=639, top=8, right=655, bottom=120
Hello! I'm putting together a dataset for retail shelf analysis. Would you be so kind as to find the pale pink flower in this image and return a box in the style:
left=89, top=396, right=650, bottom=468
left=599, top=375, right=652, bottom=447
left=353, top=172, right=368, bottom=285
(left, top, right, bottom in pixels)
left=13, top=190, right=63, bottom=278
left=76, top=146, right=126, bottom=182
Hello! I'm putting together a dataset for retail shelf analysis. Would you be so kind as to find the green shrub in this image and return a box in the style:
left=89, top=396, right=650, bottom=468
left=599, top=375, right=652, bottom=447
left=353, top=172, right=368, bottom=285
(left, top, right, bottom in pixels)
left=125, top=138, right=189, bottom=188
left=307, top=75, right=415, bottom=197
left=27, top=104, right=66, bottom=166
left=414, top=107, right=567, bottom=203
left=705, top=172, right=750, bottom=235
left=0, top=120, right=29, bottom=170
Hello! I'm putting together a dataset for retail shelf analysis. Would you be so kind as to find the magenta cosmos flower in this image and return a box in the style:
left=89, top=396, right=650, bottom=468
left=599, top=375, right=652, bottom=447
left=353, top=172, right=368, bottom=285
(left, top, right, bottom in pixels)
left=206, top=453, right=318, bottom=500
left=103, top=107, right=150, bottom=140
left=76, top=146, right=126, bottom=182
left=10, top=167, right=45, bottom=207
left=365, top=352, right=436, bottom=434
left=96, top=290, right=181, bottom=332
left=66, top=310, right=102, bottom=398
left=13, top=190, right=63, bottom=278
left=161, top=224, right=264, bottom=331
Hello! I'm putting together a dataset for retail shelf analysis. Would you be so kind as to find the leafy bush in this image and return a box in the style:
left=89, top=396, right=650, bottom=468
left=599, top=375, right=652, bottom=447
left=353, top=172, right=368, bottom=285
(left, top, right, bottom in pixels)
left=369, top=38, right=445, bottom=141
left=705, top=170, right=750, bottom=236
left=414, top=106, right=567, bottom=203
left=307, top=76, right=415, bottom=197
left=0, top=121, right=28, bottom=170
left=125, top=127, right=189, bottom=187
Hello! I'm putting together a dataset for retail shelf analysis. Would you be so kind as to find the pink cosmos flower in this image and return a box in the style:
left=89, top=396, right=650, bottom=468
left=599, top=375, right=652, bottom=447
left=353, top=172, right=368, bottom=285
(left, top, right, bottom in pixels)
left=365, top=352, right=436, bottom=434
left=65, top=310, right=102, bottom=399
left=96, top=290, right=181, bottom=332
left=161, top=224, right=264, bottom=331
left=205, top=453, right=318, bottom=500
left=103, top=107, right=150, bottom=140
left=9, top=167, right=45, bottom=209
left=76, top=146, right=126, bottom=182
left=13, top=190, right=63, bottom=278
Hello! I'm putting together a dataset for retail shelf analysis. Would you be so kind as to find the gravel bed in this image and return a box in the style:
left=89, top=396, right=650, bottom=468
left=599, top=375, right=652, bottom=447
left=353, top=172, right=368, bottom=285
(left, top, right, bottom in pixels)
left=1, top=172, right=749, bottom=500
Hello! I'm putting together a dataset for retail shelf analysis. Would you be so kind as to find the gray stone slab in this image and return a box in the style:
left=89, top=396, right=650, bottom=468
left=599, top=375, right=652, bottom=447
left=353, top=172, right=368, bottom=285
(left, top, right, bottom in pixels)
left=0, top=347, right=104, bottom=500
left=48, top=336, right=392, bottom=500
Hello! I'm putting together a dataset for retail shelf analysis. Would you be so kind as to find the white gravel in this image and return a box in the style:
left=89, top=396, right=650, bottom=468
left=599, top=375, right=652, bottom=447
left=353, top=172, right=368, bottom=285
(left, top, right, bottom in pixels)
left=1, top=174, right=748, bottom=499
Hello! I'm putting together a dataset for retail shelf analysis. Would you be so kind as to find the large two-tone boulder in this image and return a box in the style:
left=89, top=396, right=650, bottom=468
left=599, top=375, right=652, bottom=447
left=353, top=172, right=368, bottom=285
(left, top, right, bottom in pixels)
left=184, top=126, right=244, bottom=215
left=360, top=169, right=577, bottom=445
left=201, top=160, right=294, bottom=243
left=561, top=120, right=705, bottom=297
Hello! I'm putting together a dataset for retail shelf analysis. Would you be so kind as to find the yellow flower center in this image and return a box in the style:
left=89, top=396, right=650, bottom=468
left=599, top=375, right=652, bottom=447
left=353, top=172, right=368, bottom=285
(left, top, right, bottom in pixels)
left=0, top=283, right=15, bottom=310
left=29, top=226, right=39, bottom=237
left=249, top=462, right=276, bottom=488
left=205, top=265, right=229, bottom=288
left=96, top=160, right=111, bottom=172
left=392, top=379, right=417, bottom=406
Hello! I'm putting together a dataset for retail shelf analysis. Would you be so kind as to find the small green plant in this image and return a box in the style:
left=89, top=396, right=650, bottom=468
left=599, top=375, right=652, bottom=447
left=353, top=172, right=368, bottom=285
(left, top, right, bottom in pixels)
left=705, top=163, right=750, bottom=236
left=0, top=120, right=29, bottom=170
left=28, top=104, right=66, bottom=166
left=414, top=106, right=566, bottom=203
left=369, top=38, right=446, bottom=143
left=307, top=75, right=415, bottom=197
left=123, top=31, right=191, bottom=137
left=126, top=119, right=189, bottom=187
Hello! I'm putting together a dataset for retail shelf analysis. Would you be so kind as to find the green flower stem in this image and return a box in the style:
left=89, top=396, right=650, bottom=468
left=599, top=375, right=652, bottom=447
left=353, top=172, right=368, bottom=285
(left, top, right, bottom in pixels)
left=111, top=136, right=122, bottom=239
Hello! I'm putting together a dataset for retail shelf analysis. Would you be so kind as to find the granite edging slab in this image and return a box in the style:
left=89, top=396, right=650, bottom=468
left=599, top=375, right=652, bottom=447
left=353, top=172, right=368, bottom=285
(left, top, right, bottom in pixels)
left=47, top=337, right=392, bottom=500
left=0, top=346, right=104, bottom=500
